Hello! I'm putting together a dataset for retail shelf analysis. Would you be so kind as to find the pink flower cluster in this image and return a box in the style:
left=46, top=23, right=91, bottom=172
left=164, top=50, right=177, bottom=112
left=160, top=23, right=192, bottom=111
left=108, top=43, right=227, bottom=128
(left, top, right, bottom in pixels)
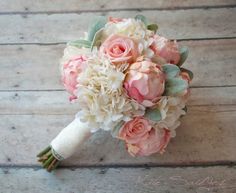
left=61, top=16, right=192, bottom=157
left=62, top=34, right=181, bottom=104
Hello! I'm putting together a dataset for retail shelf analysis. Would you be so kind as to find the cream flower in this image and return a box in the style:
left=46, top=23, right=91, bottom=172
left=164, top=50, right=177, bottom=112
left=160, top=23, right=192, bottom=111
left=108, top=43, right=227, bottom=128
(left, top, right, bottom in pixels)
left=60, top=46, right=91, bottom=65
left=75, top=56, right=145, bottom=131
left=155, top=96, right=186, bottom=137
left=103, top=18, right=148, bottom=40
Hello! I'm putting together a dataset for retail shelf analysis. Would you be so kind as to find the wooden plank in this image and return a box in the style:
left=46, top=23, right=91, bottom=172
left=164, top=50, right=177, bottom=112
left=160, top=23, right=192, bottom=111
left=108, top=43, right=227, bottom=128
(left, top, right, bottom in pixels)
left=0, top=8, right=235, bottom=44
left=0, top=167, right=235, bottom=193
left=0, top=87, right=236, bottom=115
left=0, top=105, right=235, bottom=165
left=0, top=44, right=63, bottom=90
left=0, top=39, right=235, bottom=90
left=0, top=0, right=235, bottom=12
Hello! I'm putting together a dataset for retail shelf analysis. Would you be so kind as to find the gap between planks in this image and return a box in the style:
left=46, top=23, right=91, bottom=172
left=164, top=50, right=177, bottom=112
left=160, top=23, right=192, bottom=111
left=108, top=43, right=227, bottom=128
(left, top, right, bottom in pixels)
left=0, top=4, right=236, bottom=15
left=0, top=37, right=236, bottom=46
left=1, top=161, right=236, bottom=169
left=1, top=85, right=236, bottom=92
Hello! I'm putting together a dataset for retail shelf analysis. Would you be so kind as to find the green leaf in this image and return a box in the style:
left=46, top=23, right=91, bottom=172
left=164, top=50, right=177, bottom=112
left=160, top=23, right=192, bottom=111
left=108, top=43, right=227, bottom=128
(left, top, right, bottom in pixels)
left=144, top=108, right=162, bottom=122
left=135, top=15, right=148, bottom=26
left=88, top=16, right=107, bottom=42
left=67, top=39, right=91, bottom=48
left=110, top=121, right=125, bottom=138
left=165, top=78, right=188, bottom=96
left=177, top=46, right=189, bottom=66
left=180, top=67, right=194, bottom=80
left=162, top=64, right=180, bottom=79
left=147, top=24, right=158, bottom=33
left=135, top=15, right=159, bottom=33
left=91, top=28, right=104, bottom=49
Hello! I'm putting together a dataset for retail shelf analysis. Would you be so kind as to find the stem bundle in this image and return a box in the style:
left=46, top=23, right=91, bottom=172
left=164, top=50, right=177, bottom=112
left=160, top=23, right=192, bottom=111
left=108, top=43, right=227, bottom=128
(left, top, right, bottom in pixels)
left=37, top=146, right=60, bottom=172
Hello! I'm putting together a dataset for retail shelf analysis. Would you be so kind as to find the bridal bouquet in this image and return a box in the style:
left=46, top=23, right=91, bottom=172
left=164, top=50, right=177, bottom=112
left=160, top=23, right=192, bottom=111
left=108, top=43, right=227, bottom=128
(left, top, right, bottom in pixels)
left=37, top=15, right=193, bottom=171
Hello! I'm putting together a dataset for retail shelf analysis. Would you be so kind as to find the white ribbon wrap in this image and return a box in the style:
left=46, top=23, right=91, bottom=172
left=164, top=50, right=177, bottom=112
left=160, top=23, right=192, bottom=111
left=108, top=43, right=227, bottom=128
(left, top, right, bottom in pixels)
left=50, top=118, right=91, bottom=160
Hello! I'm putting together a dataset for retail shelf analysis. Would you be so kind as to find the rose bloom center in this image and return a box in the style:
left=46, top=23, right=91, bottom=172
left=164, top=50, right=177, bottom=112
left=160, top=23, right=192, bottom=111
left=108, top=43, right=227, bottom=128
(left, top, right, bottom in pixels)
left=129, top=123, right=144, bottom=135
left=110, top=44, right=126, bottom=55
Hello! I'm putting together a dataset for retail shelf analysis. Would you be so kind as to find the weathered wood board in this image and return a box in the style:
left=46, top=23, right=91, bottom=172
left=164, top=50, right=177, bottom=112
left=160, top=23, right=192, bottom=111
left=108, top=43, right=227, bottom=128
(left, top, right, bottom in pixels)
left=0, top=8, right=235, bottom=44
left=0, top=105, right=235, bottom=166
left=0, top=0, right=235, bottom=12
left=0, top=39, right=235, bottom=90
left=0, top=0, right=236, bottom=192
left=0, top=167, right=235, bottom=193
left=0, top=87, right=236, bottom=115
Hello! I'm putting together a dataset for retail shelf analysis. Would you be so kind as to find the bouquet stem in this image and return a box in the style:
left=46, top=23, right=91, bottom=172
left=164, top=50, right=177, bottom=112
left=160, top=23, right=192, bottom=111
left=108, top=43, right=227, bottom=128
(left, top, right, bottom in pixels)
left=37, top=146, right=59, bottom=172
left=37, top=118, right=91, bottom=172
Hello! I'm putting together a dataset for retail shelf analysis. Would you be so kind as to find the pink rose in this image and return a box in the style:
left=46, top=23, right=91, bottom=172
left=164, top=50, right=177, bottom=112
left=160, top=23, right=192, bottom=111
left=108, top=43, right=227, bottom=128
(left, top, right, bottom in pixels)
left=61, top=56, right=87, bottom=100
left=118, top=116, right=171, bottom=156
left=100, top=34, right=139, bottom=65
left=119, top=117, right=152, bottom=144
left=150, top=35, right=180, bottom=65
left=127, top=128, right=171, bottom=156
left=124, top=61, right=165, bottom=107
left=108, top=17, right=124, bottom=23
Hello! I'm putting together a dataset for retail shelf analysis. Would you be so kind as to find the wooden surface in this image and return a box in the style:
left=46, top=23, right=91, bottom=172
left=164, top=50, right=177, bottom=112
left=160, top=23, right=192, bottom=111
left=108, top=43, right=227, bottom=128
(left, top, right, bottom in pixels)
left=0, top=1, right=236, bottom=193
left=1, top=39, right=236, bottom=90
left=1, top=167, right=236, bottom=193
left=0, top=0, right=235, bottom=12
left=0, top=8, right=236, bottom=44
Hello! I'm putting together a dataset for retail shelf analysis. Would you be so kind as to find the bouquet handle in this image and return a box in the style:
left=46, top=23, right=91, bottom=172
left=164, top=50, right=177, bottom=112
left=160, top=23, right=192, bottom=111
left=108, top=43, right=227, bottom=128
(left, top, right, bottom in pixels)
left=37, top=118, right=91, bottom=172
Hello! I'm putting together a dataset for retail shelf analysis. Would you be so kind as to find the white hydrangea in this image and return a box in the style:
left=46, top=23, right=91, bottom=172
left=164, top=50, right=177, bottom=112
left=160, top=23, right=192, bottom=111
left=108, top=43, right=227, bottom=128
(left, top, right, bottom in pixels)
left=75, top=56, right=145, bottom=131
left=155, top=96, right=186, bottom=137
left=103, top=19, right=146, bottom=39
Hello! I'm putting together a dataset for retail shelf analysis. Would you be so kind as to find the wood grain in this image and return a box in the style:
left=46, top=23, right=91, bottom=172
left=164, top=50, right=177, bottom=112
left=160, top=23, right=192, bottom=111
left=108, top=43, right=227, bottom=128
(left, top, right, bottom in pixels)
left=0, top=167, right=235, bottom=193
left=0, top=105, right=235, bottom=165
left=0, top=39, right=235, bottom=90
left=0, top=87, right=236, bottom=115
left=0, top=8, right=235, bottom=44
left=0, top=0, right=235, bottom=192
left=0, top=0, right=235, bottom=12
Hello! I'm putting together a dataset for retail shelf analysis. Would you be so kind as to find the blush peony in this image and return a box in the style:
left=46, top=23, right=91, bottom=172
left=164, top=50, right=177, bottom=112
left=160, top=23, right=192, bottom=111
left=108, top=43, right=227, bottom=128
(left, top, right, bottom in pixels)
left=124, top=60, right=165, bottom=107
left=61, top=56, right=87, bottom=101
left=150, top=35, right=180, bottom=65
